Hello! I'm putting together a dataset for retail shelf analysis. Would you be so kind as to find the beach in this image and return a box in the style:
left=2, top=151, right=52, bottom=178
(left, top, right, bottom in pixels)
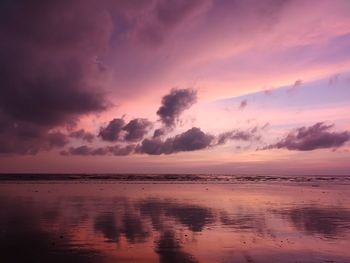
left=1, top=176, right=349, bottom=263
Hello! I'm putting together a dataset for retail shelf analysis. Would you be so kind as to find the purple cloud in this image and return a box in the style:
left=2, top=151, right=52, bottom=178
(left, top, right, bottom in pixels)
left=138, top=127, right=214, bottom=155
left=216, top=129, right=260, bottom=145
left=0, top=0, right=111, bottom=155
left=99, top=118, right=125, bottom=142
left=157, top=88, right=197, bottom=128
left=63, top=122, right=268, bottom=156
left=61, top=144, right=136, bottom=156
left=287, top=79, right=303, bottom=92
left=99, top=118, right=153, bottom=142
left=264, top=122, right=350, bottom=151
left=0, top=114, right=69, bottom=154
left=152, top=128, right=167, bottom=138
left=70, top=129, right=95, bottom=143
left=328, top=74, right=340, bottom=86
left=134, top=0, right=209, bottom=46
left=0, top=0, right=109, bottom=126
left=238, top=100, right=248, bottom=110
left=123, top=118, right=153, bottom=142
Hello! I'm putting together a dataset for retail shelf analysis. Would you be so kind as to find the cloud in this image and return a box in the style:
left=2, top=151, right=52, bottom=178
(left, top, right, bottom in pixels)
left=216, top=129, right=260, bottom=145
left=153, top=128, right=167, bottom=138
left=0, top=0, right=110, bottom=126
left=108, top=145, right=136, bottom=156
left=99, top=118, right=125, bottom=142
left=63, top=125, right=264, bottom=156
left=171, top=127, right=214, bottom=152
left=238, top=99, right=247, bottom=110
left=287, top=79, right=303, bottom=92
left=264, top=122, right=350, bottom=151
left=99, top=118, right=153, bottom=142
left=138, top=127, right=214, bottom=155
left=263, top=87, right=274, bottom=95
left=0, top=129, right=69, bottom=155
left=328, top=74, right=340, bottom=86
left=123, top=118, right=153, bottom=142
left=156, top=88, right=197, bottom=128
left=70, top=129, right=95, bottom=143
left=0, top=0, right=112, bottom=155
left=0, top=113, right=69, bottom=154
left=47, top=132, right=70, bottom=147
left=133, top=0, right=210, bottom=46
left=61, top=144, right=136, bottom=156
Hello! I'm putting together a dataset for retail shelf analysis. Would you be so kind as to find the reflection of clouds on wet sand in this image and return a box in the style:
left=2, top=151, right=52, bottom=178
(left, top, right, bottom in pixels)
left=275, top=206, right=350, bottom=239
left=0, top=183, right=350, bottom=263
left=0, top=202, right=105, bottom=263
left=220, top=210, right=267, bottom=234
left=156, top=230, right=198, bottom=263
left=138, top=198, right=214, bottom=232
left=94, top=212, right=120, bottom=242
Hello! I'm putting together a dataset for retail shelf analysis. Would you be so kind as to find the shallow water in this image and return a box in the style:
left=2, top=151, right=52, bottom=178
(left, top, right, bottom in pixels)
left=1, top=180, right=350, bottom=263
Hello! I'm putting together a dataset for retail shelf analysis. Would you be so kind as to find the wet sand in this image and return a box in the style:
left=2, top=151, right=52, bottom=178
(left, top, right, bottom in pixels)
left=0, top=177, right=350, bottom=262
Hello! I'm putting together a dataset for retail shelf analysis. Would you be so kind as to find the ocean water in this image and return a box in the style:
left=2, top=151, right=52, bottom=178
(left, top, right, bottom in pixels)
left=0, top=175, right=350, bottom=263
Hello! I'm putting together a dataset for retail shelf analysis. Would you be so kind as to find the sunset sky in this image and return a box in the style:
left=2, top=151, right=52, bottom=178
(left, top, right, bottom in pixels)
left=1, top=0, right=350, bottom=175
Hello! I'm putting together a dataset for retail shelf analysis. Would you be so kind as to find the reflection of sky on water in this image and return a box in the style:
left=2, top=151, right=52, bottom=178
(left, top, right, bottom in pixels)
left=0, top=183, right=350, bottom=263
left=275, top=206, right=350, bottom=239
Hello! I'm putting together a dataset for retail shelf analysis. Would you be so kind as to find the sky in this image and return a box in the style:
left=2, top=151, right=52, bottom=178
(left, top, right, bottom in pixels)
left=0, top=0, right=350, bottom=175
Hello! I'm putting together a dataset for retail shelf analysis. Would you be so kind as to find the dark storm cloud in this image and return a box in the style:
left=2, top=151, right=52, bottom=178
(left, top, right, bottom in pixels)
left=0, top=0, right=115, bottom=155
left=123, top=118, right=153, bottom=141
left=99, top=119, right=125, bottom=142
left=70, top=129, right=95, bottom=143
left=0, top=0, right=110, bottom=126
left=264, top=122, right=350, bottom=151
left=138, top=127, right=214, bottom=155
left=156, top=89, right=197, bottom=128
left=0, top=113, right=69, bottom=154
